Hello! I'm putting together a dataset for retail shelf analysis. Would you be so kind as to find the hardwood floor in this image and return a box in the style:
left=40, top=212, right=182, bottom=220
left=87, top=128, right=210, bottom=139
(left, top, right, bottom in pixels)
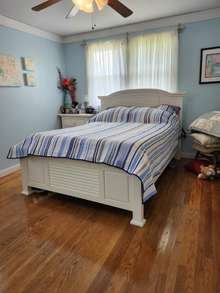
left=0, top=160, right=220, bottom=293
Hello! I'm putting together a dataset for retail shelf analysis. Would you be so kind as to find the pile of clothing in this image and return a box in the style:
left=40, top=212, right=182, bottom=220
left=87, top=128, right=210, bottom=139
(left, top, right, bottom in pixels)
left=189, top=111, right=220, bottom=166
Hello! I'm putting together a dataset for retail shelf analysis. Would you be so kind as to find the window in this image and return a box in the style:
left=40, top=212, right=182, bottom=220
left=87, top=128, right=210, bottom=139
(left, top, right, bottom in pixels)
left=86, top=30, right=178, bottom=107
left=86, top=38, right=127, bottom=108
left=129, top=31, right=178, bottom=92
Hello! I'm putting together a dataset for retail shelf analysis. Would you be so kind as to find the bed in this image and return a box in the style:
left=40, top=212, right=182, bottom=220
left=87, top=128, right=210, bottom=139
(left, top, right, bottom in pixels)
left=8, top=89, right=184, bottom=227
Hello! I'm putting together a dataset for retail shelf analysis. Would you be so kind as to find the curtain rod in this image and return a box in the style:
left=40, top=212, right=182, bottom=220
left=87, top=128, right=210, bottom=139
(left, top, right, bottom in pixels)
left=80, top=23, right=185, bottom=47
left=177, top=23, right=185, bottom=33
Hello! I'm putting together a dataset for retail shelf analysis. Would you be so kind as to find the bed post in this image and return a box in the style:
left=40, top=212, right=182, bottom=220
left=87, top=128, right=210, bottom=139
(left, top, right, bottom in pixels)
left=130, top=177, right=146, bottom=227
left=20, top=159, right=33, bottom=196
left=130, top=203, right=146, bottom=227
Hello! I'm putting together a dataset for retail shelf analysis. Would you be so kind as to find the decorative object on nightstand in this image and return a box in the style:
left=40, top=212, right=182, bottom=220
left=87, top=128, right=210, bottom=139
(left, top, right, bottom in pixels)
left=58, top=113, right=95, bottom=128
left=57, top=68, right=78, bottom=113
left=85, top=106, right=96, bottom=114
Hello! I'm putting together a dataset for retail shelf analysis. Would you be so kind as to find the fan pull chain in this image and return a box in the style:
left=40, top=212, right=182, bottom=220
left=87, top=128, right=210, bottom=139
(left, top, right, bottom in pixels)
left=92, top=24, right=97, bottom=30
left=91, top=11, right=97, bottom=31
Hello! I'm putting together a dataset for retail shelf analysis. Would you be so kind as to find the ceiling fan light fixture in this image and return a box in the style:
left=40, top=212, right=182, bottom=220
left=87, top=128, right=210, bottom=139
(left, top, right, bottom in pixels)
left=72, top=0, right=94, bottom=13
left=32, top=0, right=133, bottom=18
left=95, top=0, right=108, bottom=11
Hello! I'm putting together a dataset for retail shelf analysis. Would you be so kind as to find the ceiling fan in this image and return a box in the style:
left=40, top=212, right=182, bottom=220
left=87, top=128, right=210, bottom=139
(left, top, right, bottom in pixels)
left=32, top=0, right=133, bottom=19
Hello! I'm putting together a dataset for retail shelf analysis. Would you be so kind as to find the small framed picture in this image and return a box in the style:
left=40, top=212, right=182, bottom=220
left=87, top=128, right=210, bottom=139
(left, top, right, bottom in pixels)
left=22, top=57, right=35, bottom=71
left=200, top=47, right=220, bottom=84
left=24, top=73, right=37, bottom=87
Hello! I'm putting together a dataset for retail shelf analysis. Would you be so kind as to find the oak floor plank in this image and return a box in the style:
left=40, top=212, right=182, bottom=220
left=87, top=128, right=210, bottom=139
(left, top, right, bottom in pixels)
left=0, top=161, right=220, bottom=293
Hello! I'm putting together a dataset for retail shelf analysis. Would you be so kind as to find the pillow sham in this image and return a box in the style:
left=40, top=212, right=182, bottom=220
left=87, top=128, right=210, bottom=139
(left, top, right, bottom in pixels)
left=157, top=104, right=181, bottom=115
left=89, top=106, right=177, bottom=125
left=126, top=107, right=176, bottom=124
left=88, top=106, right=132, bottom=123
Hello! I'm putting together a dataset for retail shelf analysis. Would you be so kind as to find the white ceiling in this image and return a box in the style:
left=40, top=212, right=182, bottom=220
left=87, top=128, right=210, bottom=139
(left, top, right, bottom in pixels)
left=0, top=0, right=220, bottom=36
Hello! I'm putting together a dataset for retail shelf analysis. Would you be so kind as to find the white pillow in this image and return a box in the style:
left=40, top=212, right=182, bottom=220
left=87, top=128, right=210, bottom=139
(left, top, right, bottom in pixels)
left=190, top=111, right=220, bottom=137
left=191, top=133, right=220, bottom=147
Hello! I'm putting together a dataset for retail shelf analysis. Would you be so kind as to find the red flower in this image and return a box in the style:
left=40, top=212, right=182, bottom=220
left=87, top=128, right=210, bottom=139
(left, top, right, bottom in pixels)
left=62, top=79, right=69, bottom=86
left=57, top=69, right=77, bottom=94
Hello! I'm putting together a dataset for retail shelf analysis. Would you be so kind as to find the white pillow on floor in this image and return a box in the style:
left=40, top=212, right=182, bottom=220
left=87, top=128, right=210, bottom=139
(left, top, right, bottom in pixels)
left=191, top=132, right=220, bottom=147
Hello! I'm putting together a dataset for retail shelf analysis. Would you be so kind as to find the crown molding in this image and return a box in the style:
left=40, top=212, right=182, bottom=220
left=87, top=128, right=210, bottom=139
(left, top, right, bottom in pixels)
left=63, top=7, right=220, bottom=43
left=0, top=14, right=62, bottom=43
left=0, top=7, right=219, bottom=44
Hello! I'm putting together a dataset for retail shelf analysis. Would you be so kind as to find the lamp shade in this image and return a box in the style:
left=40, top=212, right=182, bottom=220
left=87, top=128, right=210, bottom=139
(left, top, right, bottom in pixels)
left=72, top=0, right=107, bottom=13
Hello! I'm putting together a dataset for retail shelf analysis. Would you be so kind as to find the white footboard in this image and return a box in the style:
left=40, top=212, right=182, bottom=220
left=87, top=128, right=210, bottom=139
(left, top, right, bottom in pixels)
left=20, top=157, right=146, bottom=227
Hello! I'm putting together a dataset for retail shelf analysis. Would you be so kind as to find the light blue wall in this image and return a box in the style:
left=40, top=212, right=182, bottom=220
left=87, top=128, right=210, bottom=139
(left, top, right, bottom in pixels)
left=64, top=42, right=87, bottom=103
left=63, top=18, right=220, bottom=153
left=0, top=27, right=65, bottom=171
left=1, top=18, right=220, bottom=172
left=179, top=19, right=220, bottom=152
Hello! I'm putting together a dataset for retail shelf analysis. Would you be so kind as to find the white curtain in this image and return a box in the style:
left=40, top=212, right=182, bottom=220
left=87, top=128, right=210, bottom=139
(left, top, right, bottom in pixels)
left=86, top=38, right=127, bottom=108
left=129, top=30, right=178, bottom=92
left=86, top=30, right=178, bottom=107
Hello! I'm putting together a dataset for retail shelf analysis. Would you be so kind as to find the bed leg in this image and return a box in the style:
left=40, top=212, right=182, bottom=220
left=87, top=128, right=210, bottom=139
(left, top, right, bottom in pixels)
left=130, top=202, right=146, bottom=227
left=22, top=187, right=34, bottom=196
left=20, top=159, right=33, bottom=196
left=130, top=177, right=146, bottom=227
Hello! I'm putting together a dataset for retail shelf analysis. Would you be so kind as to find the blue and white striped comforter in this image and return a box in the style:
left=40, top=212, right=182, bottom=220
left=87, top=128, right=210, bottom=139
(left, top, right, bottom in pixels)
left=8, top=119, right=179, bottom=202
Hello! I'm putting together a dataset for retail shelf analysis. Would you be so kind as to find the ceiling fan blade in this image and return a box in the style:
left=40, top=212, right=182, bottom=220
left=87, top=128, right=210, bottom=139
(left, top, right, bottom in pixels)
left=108, top=0, right=133, bottom=18
left=32, top=0, right=62, bottom=11
left=66, top=5, right=79, bottom=18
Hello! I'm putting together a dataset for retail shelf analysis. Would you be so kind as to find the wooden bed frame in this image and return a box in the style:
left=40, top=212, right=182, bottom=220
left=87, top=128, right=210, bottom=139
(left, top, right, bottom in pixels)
left=20, top=89, right=184, bottom=227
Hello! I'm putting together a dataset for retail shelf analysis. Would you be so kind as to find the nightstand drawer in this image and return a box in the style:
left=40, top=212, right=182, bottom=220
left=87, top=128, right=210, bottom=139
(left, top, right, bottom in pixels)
left=58, top=114, right=95, bottom=129
left=62, top=117, right=87, bottom=128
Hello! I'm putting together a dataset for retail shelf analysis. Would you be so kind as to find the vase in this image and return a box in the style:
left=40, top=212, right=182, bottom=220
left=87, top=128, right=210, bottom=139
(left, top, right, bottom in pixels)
left=63, top=92, right=72, bottom=109
left=70, top=91, right=78, bottom=108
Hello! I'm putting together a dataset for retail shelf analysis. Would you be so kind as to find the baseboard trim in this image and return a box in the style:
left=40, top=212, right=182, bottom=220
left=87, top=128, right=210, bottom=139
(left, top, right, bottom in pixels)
left=0, top=164, right=20, bottom=178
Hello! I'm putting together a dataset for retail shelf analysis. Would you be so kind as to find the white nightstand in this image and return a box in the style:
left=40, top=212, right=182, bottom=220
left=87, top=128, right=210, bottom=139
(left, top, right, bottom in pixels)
left=58, top=114, right=95, bottom=128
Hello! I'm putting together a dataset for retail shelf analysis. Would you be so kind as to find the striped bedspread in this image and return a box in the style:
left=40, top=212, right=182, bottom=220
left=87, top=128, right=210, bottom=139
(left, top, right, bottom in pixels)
left=8, top=118, right=179, bottom=202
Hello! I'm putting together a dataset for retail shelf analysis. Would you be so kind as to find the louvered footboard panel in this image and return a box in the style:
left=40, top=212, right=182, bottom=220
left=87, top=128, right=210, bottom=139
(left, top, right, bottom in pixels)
left=48, top=160, right=102, bottom=198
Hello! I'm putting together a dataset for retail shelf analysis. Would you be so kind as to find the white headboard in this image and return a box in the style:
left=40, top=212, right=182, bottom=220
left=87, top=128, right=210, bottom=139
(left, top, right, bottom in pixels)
left=99, top=89, right=184, bottom=111
left=99, top=89, right=185, bottom=124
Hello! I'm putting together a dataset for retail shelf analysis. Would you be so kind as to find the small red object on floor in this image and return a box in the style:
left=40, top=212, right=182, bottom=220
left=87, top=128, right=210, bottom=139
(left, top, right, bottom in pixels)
left=184, top=159, right=209, bottom=175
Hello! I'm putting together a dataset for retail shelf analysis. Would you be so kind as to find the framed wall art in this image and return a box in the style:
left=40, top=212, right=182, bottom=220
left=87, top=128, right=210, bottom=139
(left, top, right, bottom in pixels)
left=22, top=57, right=35, bottom=71
left=0, top=54, right=22, bottom=87
left=200, top=47, right=220, bottom=84
left=24, top=73, right=37, bottom=87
